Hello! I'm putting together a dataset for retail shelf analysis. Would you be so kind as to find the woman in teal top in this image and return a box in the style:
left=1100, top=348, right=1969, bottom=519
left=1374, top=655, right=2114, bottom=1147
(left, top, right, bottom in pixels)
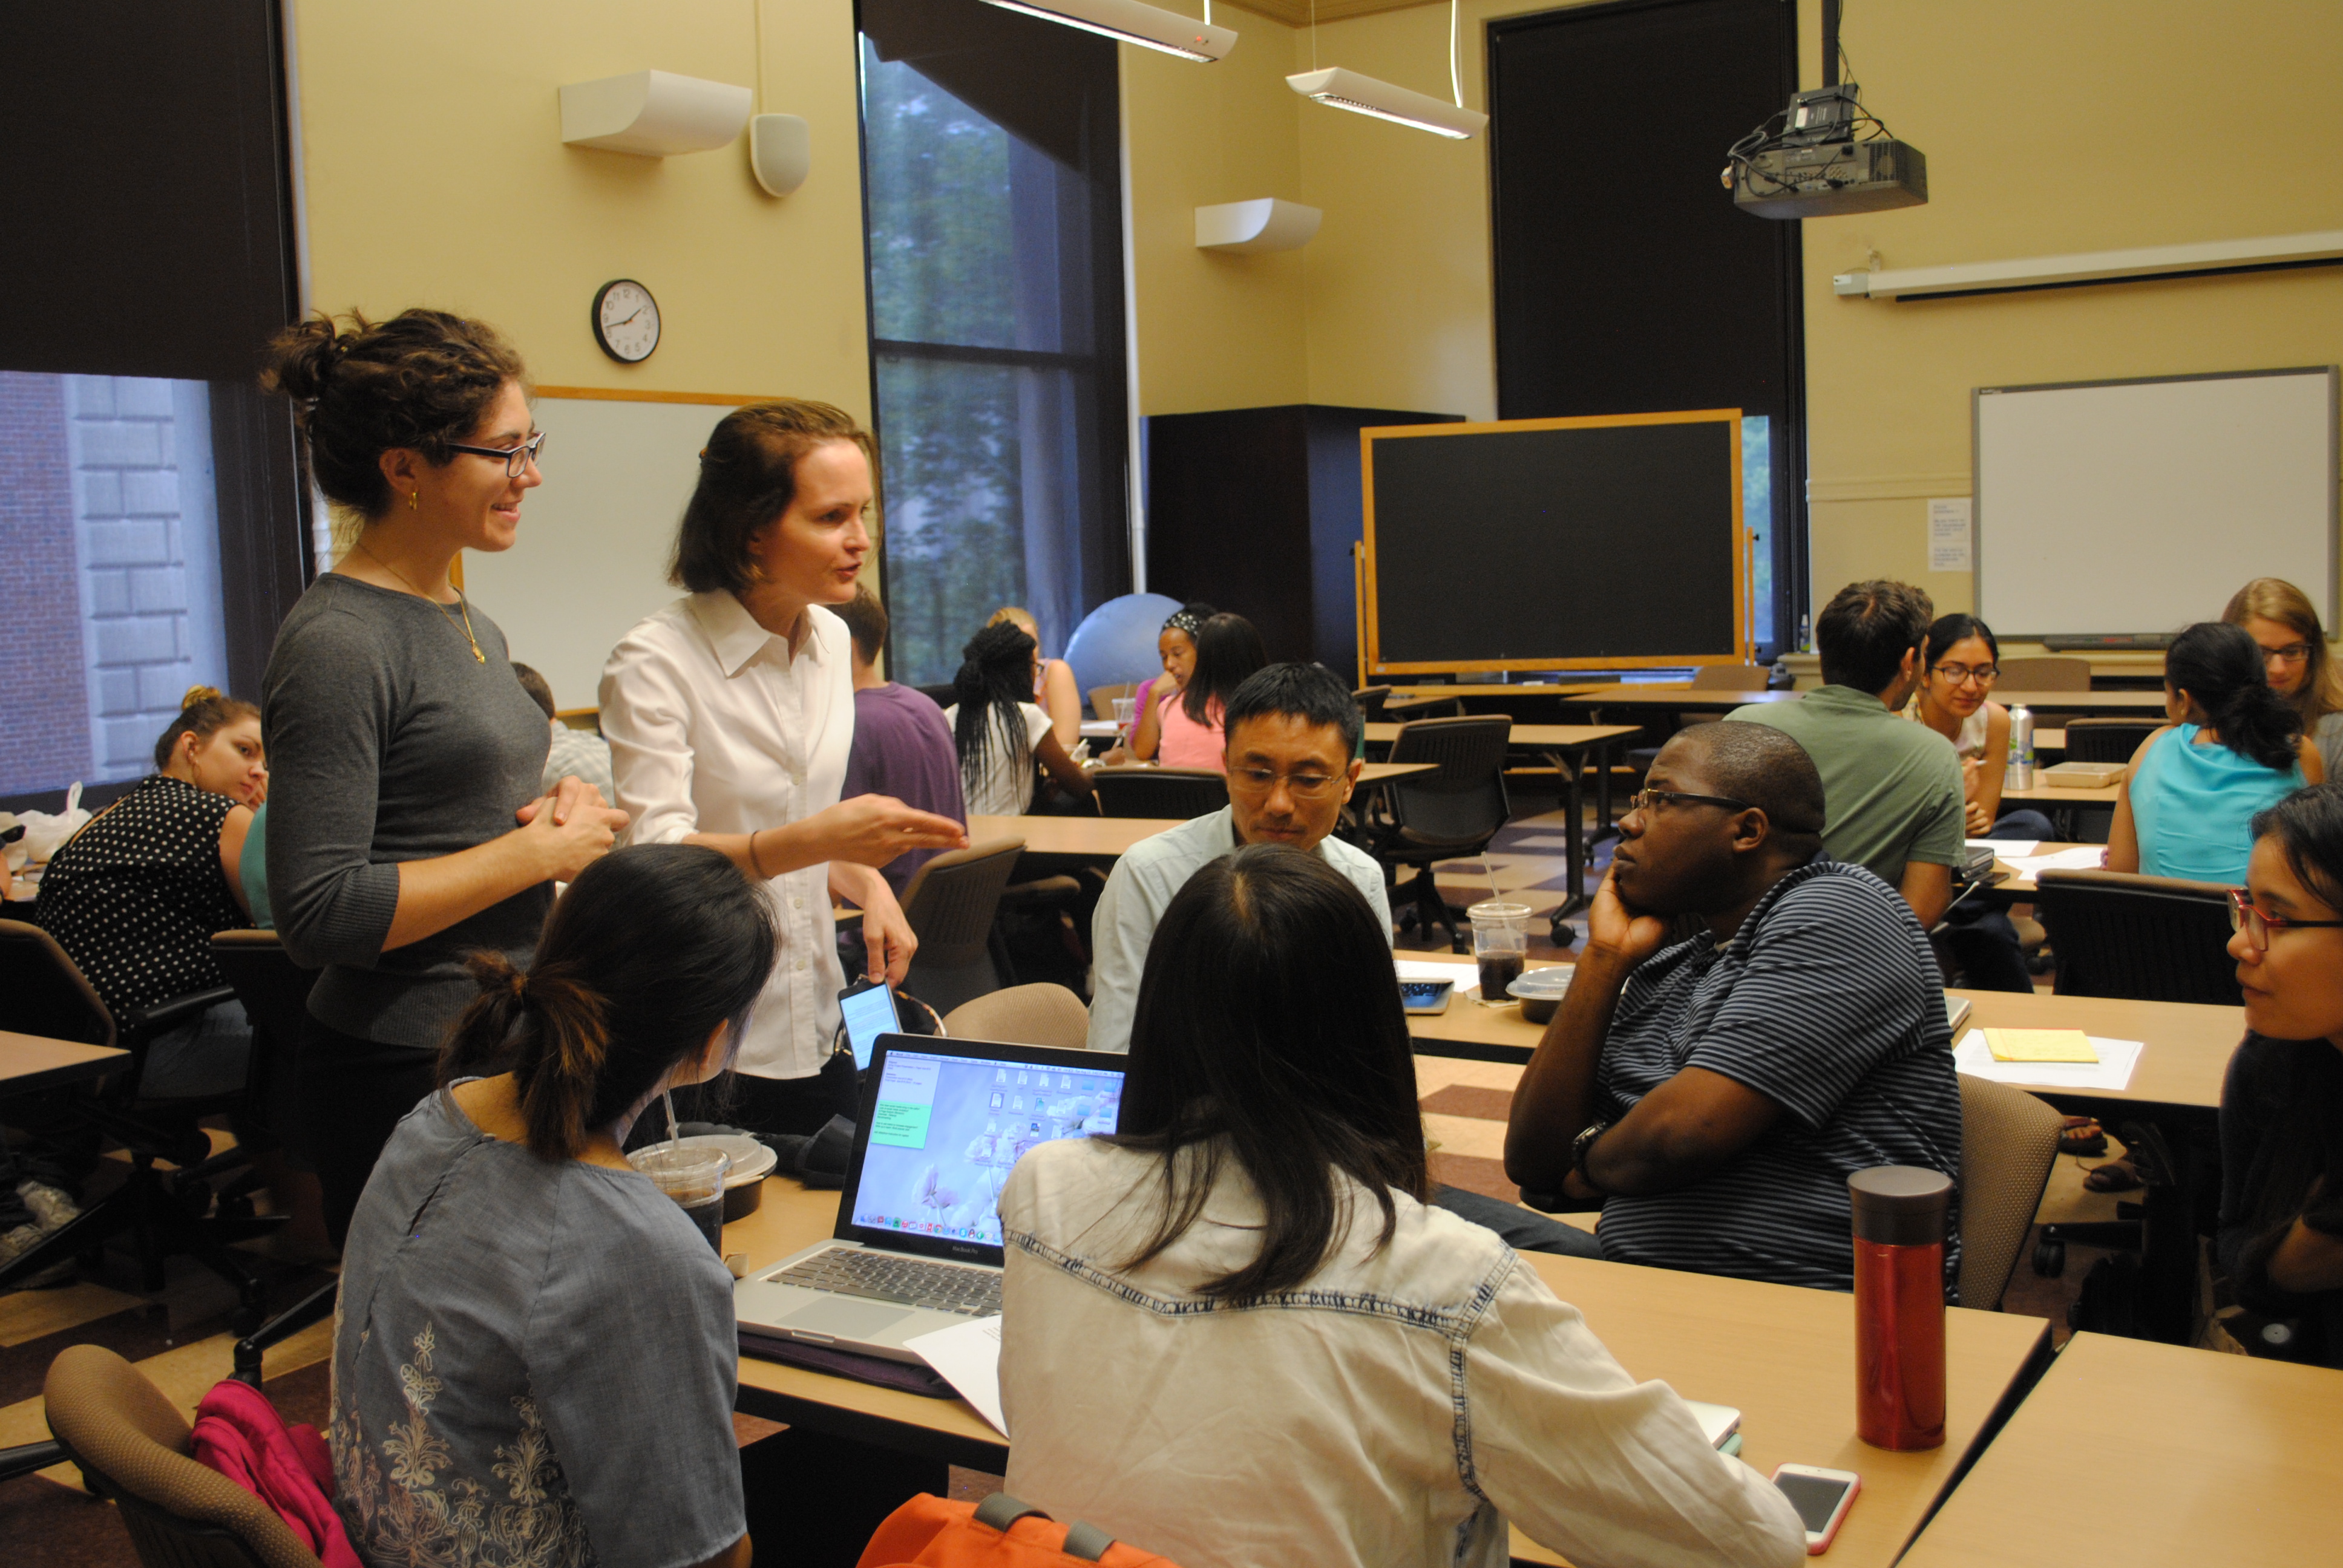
left=2111, top=621, right=2324, bottom=883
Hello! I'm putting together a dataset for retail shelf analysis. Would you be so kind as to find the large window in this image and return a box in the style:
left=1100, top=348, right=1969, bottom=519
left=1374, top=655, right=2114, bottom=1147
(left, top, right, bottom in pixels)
left=1489, top=0, right=1804, bottom=659
left=858, top=0, right=1130, bottom=685
left=0, top=2, right=306, bottom=810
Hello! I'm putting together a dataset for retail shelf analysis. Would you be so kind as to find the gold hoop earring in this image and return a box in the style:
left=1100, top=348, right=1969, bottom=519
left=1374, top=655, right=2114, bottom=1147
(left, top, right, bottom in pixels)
left=410, top=490, right=419, bottom=511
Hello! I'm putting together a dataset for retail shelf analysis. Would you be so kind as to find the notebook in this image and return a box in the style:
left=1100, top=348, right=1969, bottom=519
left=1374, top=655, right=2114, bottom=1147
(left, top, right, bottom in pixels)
left=734, top=1034, right=1126, bottom=1362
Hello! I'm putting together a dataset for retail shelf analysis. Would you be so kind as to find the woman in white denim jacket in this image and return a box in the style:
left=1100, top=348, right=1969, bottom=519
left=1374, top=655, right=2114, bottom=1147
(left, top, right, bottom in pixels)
left=998, top=845, right=1804, bottom=1568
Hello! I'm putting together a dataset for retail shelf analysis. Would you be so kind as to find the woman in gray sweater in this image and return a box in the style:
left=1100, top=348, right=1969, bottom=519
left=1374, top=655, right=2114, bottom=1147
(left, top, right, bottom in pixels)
left=260, top=310, right=629, bottom=1244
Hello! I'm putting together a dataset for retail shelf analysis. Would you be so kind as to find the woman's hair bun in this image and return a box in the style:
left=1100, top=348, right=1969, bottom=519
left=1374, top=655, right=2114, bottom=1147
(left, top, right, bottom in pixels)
left=261, top=314, right=347, bottom=405
left=181, top=685, right=223, bottom=710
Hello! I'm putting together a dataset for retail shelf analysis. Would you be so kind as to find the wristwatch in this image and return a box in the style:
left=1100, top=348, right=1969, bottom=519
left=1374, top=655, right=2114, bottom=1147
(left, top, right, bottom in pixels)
left=1570, top=1119, right=1612, bottom=1189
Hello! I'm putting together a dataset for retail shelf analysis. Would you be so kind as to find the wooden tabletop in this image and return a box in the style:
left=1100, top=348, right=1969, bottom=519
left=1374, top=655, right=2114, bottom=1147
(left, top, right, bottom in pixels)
left=1984, top=841, right=2100, bottom=893
left=1401, top=954, right=1559, bottom=1059
left=967, top=814, right=1174, bottom=860
left=1363, top=721, right=1643, bottom=749
left=1381, top=682, right=1609, bottom=701
left=727, top=1178, right=2046, bottom=1568
left=1899, top=1331, right=2340, bottom=1568
left=1564, top=685, right=2171, bottom=716
left=1951, top=988, right=2239, bottom=1111
left=0, top=1031, right=127, bottom=1093
left=2002, top=778, right=2123, bottom=803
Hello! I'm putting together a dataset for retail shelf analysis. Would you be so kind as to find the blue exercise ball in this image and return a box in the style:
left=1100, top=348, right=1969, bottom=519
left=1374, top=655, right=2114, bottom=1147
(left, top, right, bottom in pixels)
left=1064, top=593, right=1182, bottom=697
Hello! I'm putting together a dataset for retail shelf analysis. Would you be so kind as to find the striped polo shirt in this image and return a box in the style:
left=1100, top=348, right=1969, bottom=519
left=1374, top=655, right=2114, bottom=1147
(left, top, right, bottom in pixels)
left=1591, top=857, right=1964, bottom=1298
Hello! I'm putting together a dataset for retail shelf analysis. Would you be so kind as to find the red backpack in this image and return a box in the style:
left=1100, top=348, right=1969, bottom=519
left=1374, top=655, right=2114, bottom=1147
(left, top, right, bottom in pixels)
left=856, top=1492, right=1185, bottom=1568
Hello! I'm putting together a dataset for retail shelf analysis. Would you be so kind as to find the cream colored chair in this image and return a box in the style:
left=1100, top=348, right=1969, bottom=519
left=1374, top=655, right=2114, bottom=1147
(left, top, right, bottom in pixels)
left=1956, top=1076, right=2063, bottom=1310
left=943, top=982, right=1092, bottom=1050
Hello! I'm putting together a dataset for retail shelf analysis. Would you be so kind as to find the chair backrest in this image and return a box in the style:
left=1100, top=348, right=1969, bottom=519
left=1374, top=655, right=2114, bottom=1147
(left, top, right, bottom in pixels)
left=1384, top=716, right=1513, bottom=848
left=1384, top=693, right=1465, bottom=719
left=1092, top=769, right=1228, bottom=820
left=1087, top=682, right=1136, bottom=721
left=208, top=932, right=316, bottom=1059
left=1956, top=1076, right=2063, bottom=1310
left=0, top=918, right=116, bottom=1049
left=1351, top=686, right=1393, bottom=719
left=2059, top=717, right=2158, bottom=765
left=1996, top=656, right=2092, bottom=691
left=916, top=682, right=959, bottom=711
left=2032, top=869, right=2241, bottom=1004
left=1688, top=664, right=1769, bottom=690
left=44, top=1344, right=322, bottom=1568
left=942, top=982, right=1091, bottom=1049
left=898, top=838, right=1027, bottom=967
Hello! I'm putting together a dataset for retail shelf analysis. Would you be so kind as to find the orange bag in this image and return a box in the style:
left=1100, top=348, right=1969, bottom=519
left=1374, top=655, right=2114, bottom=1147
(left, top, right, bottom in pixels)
left=856, top=1492, right=1185, bottom=1568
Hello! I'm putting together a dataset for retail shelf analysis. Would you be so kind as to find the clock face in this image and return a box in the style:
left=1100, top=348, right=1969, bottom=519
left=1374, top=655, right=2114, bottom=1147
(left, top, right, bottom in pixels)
left=592, top=279, right=660, bottom=364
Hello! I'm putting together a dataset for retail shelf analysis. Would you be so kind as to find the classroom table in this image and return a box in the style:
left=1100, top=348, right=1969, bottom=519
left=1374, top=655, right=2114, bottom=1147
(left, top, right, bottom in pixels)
left=2001, top=777, right=2122, bottom=804
left=1564, top=685, right=2171, bottom=718
left=726, top=1178, right=2050, bottom=1568
left=1899, top=1331, right=2341, bottom=1568
left=965, top=813, right=1174, bottom=867
left=1363, top=720, right=1643, bottom=923
left=0, top=1031, right=128, bottom=1094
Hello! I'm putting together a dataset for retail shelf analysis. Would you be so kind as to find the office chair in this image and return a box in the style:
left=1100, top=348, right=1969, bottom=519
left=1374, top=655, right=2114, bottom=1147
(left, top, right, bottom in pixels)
left=942, top=983, right=1090, bottom=1050
left=1091, top=768, right=1228, bottom=820
left=1363, top=716, right=1513, bottom=952
left=34, top=1344, right=325, bottom=1568
left=208, top=930, right=316, bottom=1177
left=914, top=682, right=958, bottom=711
left=0, top=921, right=281, bottom=1318
left=1351, top=686, right=1394, bottom=720
left=2030, top=869, right=2240, bottom=1004
left=897, top=838, right=1027, bottom=1013
left=1955, top=1077, right=2062, bottom=1310
left=2059, top=718, right=2157, bottom=765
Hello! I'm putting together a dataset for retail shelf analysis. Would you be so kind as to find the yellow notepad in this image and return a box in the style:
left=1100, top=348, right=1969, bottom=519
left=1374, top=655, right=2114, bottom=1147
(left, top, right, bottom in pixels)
left=1984, top=1028, right=2099, bottom=1063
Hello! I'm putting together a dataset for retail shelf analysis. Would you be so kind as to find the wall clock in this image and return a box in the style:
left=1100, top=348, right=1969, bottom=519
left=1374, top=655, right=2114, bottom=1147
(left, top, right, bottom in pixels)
left=592, top=279, right=660, bottom=364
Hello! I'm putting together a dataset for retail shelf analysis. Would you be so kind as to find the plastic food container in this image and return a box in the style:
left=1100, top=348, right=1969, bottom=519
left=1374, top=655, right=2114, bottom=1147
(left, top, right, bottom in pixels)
left=672, top=1132, right=778, bottom=1221
left=1504, top=966, right=1574, bottom=1025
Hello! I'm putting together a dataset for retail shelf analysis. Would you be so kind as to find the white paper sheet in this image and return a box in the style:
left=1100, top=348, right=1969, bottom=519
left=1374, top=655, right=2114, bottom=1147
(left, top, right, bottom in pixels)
left=1928, top=498, right=1973, bottom=572
left=1395, top=958, right=1475, bottom=982
left=903, top=1314, right=1009, bottom=1439
left=1968, top=838, right=2039, bottom=857
left=2002, top=846, right=2109, bottom=877
left=1954, top=1029, right=2143, bottom=1091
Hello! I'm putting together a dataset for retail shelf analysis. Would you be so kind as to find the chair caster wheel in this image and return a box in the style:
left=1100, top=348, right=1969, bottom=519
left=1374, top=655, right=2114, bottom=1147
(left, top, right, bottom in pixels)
left=1548, top=917, right=1577, bottom=948
left=2032, top=1237, right=2065, bottom=1278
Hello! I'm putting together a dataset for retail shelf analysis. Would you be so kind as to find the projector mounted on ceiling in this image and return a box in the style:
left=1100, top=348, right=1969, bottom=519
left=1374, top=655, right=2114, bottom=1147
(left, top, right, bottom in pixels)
left=1723, top=0, right=1925, bottom=220
left=975, top=0, right=1236, bottom=62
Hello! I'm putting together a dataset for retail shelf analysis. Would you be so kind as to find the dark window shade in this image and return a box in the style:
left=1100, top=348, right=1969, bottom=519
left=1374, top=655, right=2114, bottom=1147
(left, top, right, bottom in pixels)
left=1489, top=0, right=1805, bottom=656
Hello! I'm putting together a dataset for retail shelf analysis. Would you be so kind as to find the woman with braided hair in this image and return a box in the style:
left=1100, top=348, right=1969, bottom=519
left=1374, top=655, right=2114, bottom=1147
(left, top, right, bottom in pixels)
left=329, top=843, right=772, bottom=1568
left=600, top=399, right=965, bottom=1136
left=942, top=619, right=1095, bottom=816
left=258, top=309, right=631, bottom=1246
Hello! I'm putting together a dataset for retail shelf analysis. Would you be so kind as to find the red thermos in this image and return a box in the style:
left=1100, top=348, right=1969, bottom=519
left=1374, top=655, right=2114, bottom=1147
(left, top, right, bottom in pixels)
left=1848, top=1166, right=1951, bottom=1451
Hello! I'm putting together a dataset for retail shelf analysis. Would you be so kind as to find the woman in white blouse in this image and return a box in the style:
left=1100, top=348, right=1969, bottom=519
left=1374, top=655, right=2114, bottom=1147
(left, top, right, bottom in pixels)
left=600, top=400, right=965, bottom=1133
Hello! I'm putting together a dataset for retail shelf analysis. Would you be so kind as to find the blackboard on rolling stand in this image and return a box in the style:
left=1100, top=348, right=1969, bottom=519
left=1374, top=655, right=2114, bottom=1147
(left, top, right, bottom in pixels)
left=1360, top=410, right=1751, bottom=678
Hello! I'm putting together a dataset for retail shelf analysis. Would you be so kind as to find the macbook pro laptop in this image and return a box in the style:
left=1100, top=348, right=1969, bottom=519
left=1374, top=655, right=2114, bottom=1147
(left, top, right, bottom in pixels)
left=735, top=1033, right=1126, bottom=1362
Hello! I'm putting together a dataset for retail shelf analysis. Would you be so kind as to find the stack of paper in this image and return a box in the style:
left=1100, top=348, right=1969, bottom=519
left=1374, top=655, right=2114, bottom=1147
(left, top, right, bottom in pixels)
left=1954, top=1029, right=2142, bottom=1091
left=1983, top=1028, right=2097, bottom=1063
left=2002, top=846, right=2109, bottom=877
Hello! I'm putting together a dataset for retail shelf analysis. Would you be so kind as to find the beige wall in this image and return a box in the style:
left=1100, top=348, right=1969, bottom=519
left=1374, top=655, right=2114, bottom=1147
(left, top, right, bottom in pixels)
left=290, top=0, right=872, bottom=418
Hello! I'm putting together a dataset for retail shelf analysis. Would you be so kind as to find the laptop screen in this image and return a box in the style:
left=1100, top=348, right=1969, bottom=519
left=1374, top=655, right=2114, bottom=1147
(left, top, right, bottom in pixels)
left=847, top=1043, right=1125, bottom=1250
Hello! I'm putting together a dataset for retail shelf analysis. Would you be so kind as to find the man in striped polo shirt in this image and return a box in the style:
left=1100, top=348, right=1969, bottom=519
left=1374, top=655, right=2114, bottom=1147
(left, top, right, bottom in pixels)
left=1502, top=721, right=1963, bottom=1296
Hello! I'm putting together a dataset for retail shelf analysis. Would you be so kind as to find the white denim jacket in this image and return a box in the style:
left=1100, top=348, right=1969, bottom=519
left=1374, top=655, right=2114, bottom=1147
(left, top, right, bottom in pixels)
left=998, top=1139, right=1804, bottom=1568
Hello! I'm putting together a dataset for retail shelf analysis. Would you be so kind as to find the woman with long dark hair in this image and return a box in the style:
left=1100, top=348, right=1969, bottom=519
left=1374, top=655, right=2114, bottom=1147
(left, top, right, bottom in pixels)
left=260, top=309, right=631, bottom=1246
left=2109, top=621, right=2322, bottom=880
left=2218, top=785, right=2343, bottom=1365
left=1155, top=612, right=1267, bottom=770
left=942, top=621, right=1093, bottom=817
left=598, top=399, right=965, bottom=1136
left=330, top=844, right=773, bottom=1568
left=997, top=845, right=1803, bottom=1568
left=1905, top=613, right=2054, bottom=842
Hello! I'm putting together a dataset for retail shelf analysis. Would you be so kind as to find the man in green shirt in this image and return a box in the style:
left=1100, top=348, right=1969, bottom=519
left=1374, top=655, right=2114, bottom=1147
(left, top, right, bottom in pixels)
left=1727, top=580, right=1964, bottom=926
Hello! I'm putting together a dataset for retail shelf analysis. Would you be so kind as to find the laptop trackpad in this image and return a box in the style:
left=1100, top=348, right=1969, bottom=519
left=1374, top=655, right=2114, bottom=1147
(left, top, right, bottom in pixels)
left=778, top=1296, right=916, bottom=1339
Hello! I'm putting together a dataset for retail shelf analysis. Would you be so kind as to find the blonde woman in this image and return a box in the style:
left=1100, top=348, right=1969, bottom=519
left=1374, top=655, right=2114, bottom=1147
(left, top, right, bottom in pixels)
left=2224, top=577, right=2343, bottom=781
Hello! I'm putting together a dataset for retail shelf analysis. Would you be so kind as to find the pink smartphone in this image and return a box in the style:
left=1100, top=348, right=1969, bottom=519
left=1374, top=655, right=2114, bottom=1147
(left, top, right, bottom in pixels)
left=1770, top=1464, right=1860, bottom=1555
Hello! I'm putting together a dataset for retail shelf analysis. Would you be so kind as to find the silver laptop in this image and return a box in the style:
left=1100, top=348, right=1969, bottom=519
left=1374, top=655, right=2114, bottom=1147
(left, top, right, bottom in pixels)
left=735, top=1033, right=1126, bottom=1362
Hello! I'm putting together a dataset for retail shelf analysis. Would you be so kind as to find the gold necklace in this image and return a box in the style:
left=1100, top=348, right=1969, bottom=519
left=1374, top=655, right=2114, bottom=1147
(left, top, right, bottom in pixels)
left=353, top=540, right=485, bottom=663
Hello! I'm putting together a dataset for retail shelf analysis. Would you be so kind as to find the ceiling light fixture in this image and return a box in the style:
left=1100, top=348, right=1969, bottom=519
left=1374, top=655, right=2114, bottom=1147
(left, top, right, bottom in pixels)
left=1285, top=0, right=1484, bottom=139
left=975, top=0, right=1236, bottom=62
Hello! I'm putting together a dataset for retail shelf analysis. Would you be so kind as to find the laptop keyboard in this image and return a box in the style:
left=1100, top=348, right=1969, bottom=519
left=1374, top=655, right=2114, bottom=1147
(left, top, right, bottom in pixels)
left=775, top=1249, right=1002, bottom=1318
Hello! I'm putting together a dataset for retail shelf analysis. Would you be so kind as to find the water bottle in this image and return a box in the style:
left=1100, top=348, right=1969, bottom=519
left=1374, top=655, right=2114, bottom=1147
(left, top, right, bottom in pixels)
left=1849, top=1167, right=1950, bottom=1451
left=2005, top=704, right=2034, bottom=790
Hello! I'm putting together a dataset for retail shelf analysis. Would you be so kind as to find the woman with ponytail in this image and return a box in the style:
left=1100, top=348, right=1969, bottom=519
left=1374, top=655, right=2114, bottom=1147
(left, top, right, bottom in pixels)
left=330, top=843, right=772, bottom=1568
left=2109, top=621, right=2323, bottom=881
left=600, top=400, right=965, bottom=1138
left=943, top=621, right=1094, bottom=816
left=258, top=310, right=631, bottom=1247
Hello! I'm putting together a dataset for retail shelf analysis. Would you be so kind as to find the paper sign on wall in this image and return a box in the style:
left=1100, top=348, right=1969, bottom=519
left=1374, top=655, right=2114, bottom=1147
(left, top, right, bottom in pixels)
left=1928, top=498, right=1973, bottom=572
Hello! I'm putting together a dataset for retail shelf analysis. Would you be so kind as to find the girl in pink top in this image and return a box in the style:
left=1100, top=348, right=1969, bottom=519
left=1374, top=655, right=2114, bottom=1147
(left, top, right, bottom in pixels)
left=1154, top=613, right=1267, bottom=772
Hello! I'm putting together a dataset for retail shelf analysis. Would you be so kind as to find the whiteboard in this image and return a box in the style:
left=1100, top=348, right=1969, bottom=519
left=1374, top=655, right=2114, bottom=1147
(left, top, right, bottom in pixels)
left=1973, top=367, right=2338, bottom=639
left=462, top=395, right=740, bottom=711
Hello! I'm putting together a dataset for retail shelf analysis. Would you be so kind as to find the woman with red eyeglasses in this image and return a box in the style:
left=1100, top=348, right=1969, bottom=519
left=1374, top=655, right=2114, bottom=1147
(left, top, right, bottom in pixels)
left=2217, top=784, right=2343, bottom=1366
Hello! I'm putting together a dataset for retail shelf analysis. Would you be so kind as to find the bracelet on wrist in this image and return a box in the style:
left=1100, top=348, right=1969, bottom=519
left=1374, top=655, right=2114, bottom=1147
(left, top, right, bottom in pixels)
left=747, top=829, right=770, bottom=881
left=1570, top=1119, right=1612, bottom=1191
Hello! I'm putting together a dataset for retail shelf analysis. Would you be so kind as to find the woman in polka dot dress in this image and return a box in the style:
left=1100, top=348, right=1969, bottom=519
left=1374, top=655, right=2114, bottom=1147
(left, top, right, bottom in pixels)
left=35, top=687, right=268, bottom=1097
